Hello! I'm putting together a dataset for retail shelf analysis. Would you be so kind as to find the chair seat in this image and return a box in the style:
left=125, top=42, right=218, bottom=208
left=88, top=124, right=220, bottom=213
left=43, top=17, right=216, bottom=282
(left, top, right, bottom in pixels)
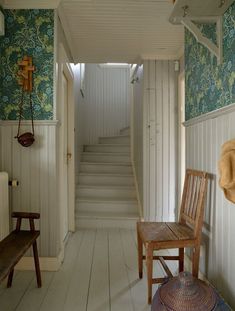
left=137, top=222, right=195, bottom=247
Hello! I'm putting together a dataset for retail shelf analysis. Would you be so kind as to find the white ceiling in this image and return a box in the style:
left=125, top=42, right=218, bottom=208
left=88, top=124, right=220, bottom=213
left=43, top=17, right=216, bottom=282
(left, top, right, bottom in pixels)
left=1, top=0, right=184, bottom=63
left=58, top=0, right=184, bottom=63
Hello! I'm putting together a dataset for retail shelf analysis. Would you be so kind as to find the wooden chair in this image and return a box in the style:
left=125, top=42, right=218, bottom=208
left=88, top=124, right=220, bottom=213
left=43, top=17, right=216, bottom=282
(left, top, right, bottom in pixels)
left=137, top=169, right=209, bottom=304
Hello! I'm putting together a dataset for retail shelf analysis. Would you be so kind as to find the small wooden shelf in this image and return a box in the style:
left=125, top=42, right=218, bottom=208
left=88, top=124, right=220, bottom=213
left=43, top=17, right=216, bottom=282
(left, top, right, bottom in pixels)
left=169, top=0, right=234, bottom=25
left=169, top=0, right=234, bottom=64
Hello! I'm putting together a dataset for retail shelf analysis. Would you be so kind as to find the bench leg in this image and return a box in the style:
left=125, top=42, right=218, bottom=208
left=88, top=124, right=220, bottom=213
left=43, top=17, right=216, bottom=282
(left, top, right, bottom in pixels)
left=7, top=269, right=14, bottom=288
left=32, top=241, right=42, bottom=287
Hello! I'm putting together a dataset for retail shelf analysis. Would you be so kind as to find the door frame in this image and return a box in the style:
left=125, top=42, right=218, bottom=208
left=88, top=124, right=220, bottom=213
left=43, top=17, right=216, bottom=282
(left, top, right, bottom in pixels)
left=58, top=44, right=75, bottom=239
left=177, top=70, right=185, bottom=218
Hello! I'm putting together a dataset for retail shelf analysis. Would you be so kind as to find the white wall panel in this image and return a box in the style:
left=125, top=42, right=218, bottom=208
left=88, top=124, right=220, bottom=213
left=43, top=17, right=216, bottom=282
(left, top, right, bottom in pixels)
left=184, top=106, right=235, bottom=308
left=84, top=64, right=130, bottom=144
left=143, top=60, right=178, bottom=222
left=132, top=65, right=144, bottom=214
left=0, top=121, right=60, bottom=257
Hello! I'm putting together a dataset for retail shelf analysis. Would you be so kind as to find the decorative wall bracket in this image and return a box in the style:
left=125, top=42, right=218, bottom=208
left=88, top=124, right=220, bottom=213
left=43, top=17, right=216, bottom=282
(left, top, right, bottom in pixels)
left=181, top=16, right=223, bottom=64
left=18, top=56, right=35, bottom=92
left=169, top=0, right=234, bottom=65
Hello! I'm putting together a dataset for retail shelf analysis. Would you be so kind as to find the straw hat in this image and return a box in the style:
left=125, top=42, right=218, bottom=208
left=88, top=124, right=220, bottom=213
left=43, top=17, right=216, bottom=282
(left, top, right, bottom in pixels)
left=151, top=272, right=218, bottom=311
left=219, top=139, right=235, bottom=204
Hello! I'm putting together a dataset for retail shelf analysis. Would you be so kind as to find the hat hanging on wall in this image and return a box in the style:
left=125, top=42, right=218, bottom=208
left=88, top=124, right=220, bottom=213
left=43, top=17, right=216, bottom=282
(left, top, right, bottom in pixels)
left=15, top=56, right=35, bottom=147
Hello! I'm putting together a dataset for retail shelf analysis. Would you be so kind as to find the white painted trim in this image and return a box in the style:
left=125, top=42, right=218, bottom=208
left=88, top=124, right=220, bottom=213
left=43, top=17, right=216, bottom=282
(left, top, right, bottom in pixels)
left=3, top=0, right=61, bottom=9
left=0, top=120, right=60, bottom=126
left=132, top=160, right=143, bottom=220
left=58, top=43, right=75, bottom=236
left=183, top=103, right=235, bottom=127
left=15, top=254, right=63, bottom=272
left=176, top=44, right=184, bottom=59
left=57, top=5, right=77, bottom=63
left=141, top=54, right=181, bottom=61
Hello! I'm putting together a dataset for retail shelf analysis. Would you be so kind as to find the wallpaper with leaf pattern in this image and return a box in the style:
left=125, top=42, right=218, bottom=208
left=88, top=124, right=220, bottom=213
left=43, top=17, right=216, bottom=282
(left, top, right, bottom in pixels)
left=0, top=9, right=54, bottom=120
left=185, top=3, right=235, bottom=120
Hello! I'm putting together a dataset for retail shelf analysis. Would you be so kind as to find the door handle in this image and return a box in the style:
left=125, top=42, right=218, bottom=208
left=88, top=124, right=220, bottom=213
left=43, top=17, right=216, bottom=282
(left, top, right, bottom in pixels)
left=67, top=153, right=72, bottom=160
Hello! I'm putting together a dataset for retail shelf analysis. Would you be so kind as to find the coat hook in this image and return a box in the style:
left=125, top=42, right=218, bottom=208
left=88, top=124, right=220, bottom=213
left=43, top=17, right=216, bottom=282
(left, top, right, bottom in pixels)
left=219, top=0, right=225, bottom=8
left=182, top=5, right=189, bottom=17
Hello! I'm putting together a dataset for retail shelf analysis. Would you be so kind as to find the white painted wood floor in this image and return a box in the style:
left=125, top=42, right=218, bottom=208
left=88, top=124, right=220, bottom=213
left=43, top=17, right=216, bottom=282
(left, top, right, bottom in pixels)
left=0, top=228, right=177, bottom=311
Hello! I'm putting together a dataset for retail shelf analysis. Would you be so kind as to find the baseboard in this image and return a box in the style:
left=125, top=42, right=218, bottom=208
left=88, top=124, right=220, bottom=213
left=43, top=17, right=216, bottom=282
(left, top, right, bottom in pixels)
left=132, top=160, right=143, bottom=219
left=15, top=251, right=64, bottom=271
left=15, top=233, right=71, bottom=272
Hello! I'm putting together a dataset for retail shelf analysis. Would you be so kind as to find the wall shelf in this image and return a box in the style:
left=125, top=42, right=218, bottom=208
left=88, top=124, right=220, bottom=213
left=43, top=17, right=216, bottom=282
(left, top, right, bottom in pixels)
left=169, top=0, right=234, bottom=64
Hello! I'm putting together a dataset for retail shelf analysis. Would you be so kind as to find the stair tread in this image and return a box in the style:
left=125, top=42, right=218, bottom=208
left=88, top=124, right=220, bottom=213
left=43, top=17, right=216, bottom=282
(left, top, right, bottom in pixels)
left=85, top=144, right=129, bottom=147
left=82, top=152, right=130, bottom=155
left=76, top=210, right=139, bottom=219
left=99, top=135, right=130, bottom=139
left=76, top=197, right=138, bottom=204
left=80, top=162, right=132, bottom=166
left=78, top=172, right=133, bottom=177
left=77, top=184, right=135, bottom=189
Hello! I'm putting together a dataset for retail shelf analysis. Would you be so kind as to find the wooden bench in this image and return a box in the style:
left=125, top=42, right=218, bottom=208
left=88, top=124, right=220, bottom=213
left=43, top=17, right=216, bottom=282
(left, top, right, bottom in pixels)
left=0, top=212, right=41, bottom=288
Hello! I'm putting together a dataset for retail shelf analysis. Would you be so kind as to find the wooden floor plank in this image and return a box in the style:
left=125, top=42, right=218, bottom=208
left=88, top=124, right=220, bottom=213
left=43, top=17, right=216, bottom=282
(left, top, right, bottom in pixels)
left=15, top=272, right=54, bottom=311
left=0, top=271, right=34, bottom=311
left=39, top=230, right=85, bottom=311
left=120, top=229, right=151, bottom=311
left=87, top=229, right=110, bottom=311
left=0, top=228, right=164, bottom=311
left=109, top=228, right=133, bottom=311
left=63, top=229, right=96, bottom=311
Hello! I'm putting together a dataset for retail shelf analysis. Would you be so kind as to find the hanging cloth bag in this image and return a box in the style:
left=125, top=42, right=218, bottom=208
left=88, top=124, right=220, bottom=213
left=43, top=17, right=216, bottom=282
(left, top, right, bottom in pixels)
left=15, top=90, right=35, bottom=147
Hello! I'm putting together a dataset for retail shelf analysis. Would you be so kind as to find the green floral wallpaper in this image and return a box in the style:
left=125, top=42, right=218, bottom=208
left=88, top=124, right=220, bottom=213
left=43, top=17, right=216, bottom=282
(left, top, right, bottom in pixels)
left=185, top=3, right=235, bottom=120
left=0, top=9, right=54, bottom=120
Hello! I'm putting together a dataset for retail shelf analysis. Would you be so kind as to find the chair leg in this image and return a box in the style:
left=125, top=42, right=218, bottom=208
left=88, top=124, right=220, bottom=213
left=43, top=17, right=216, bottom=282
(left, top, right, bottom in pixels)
left=137, top=230, right=143, bottom=279
left=32, top=241, right=42, bottom=287
left=7, top=269, right=14, bottom=288
left=192, top=245, right=200, bottom=278
left=179, top=248, right=184, bottom=272
left=146, top=243, right=153, bottom=304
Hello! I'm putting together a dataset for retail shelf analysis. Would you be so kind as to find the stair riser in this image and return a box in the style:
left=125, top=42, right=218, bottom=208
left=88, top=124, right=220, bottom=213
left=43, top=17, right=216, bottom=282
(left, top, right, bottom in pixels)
left=77, top=188, right=136, bottom=199
left=76, top=201, right=137, bottom=214
left=80, top=163, right=133, bottom=174
left=84, top=145, right=130, bottom=153
left=76, top=217, right=138, bottom=229
left=82, top=154, right=130, bottom=163
left=99, top=136, right=130, bottom=144
left=120, top=128, right=130, bottom=135
left=78, top=175, right=134, bottom=186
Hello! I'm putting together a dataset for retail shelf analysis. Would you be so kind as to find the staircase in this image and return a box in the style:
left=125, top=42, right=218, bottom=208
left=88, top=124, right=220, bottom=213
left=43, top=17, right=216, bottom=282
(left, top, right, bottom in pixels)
left=76, top=127, right=139, bottom=228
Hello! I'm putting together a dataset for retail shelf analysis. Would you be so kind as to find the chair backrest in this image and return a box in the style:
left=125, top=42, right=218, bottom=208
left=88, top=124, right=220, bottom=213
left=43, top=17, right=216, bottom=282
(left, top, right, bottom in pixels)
left=179, top=169, right=209, bottom=237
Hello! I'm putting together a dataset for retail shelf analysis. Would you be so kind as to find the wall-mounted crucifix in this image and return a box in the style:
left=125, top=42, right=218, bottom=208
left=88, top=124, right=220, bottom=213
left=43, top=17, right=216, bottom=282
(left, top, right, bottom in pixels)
left=18, top=56, right=35, bottom=92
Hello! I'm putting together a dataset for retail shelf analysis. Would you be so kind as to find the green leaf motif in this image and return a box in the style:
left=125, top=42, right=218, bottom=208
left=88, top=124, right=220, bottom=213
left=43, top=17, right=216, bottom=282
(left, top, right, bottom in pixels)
left=0, top=9, right=54, bottom=120
left=185, top=3, right=235, bottom=120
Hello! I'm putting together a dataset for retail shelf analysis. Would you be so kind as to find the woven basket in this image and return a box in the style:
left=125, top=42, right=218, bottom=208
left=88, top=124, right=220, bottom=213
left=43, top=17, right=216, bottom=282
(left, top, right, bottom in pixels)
left=151, top=272, right=218, bottom=311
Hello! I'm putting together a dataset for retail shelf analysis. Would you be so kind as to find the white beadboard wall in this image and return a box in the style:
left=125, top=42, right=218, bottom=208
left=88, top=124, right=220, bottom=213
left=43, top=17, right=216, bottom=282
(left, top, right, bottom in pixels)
left=184, top=105, right=235, bottom=308
left=0, top=121, right=60, bottom=258
left=132, top=65, right=144, bottom=213
left=143, top=60, right=178, bottom=222
left=84, top=64, right=131, bottom=144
